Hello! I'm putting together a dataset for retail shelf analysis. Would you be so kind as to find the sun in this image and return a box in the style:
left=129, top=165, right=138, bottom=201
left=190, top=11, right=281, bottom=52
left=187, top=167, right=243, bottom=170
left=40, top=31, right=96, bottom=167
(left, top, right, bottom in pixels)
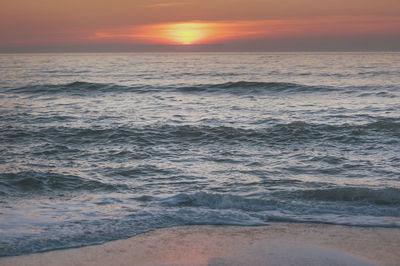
left=171, top=28, right=199, bottom=45
left=164, top=23, right=211, bottom=45
left=89, top=21, right=270, bottom=45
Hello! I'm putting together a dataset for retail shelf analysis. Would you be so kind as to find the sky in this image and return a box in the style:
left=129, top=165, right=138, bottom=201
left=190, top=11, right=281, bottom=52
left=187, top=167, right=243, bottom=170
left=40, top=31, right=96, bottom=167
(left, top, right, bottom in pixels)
left=1, top=0, right=400, bottom=52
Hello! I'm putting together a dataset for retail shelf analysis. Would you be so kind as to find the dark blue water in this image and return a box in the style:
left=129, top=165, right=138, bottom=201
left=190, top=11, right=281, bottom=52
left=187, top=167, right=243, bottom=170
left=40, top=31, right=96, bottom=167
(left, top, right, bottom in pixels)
left=0, top=52, right=399, bottom=257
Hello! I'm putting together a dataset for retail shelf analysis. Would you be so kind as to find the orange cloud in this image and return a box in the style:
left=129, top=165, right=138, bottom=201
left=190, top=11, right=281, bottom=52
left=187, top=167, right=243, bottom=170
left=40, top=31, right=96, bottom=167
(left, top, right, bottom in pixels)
left=143, top=1, right=192, bottom=8
left=89, top=21, right=269, bottom=45
left=87, top=17, right=400, bottom=45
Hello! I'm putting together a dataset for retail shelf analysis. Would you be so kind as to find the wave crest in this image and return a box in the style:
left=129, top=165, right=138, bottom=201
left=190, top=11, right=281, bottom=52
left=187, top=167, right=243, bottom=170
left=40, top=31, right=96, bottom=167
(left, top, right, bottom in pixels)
left=158, top=192, right=275, bottom=211
left=0, top=171, right=120, bottom=194
left=7, top=82, right=134, bottom=95
left=299, top=187, right=400, bottom=205
left=8, top=81, right=335, bottom=95
left=3, top=119, right=399, bottom=146
left=179, top=81, right=334, bottom=94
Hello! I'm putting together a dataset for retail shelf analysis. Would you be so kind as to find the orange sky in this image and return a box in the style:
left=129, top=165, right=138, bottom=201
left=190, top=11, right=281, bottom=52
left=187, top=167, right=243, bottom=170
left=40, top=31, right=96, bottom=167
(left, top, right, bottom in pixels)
left=1, top=0, right=400, bottom=51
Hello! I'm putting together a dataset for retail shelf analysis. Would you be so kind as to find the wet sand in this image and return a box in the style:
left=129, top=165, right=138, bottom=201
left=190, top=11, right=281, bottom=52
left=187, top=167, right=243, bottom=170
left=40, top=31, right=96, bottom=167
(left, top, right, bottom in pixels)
left=1, top=223, right=399, bottom=266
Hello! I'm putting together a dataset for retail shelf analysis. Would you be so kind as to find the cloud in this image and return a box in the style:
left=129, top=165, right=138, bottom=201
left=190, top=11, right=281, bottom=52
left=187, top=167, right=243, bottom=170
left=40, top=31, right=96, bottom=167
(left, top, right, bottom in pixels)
left=87, top=17, right=400, bottom=45
left=143, top=1, right=191, bottom=8
left=88, top=21, right=269, bottom=45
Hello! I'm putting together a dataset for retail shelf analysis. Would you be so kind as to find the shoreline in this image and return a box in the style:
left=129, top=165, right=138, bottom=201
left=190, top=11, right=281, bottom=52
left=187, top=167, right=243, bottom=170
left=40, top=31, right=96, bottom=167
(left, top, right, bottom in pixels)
left=1, top=222, right=399, bottom=265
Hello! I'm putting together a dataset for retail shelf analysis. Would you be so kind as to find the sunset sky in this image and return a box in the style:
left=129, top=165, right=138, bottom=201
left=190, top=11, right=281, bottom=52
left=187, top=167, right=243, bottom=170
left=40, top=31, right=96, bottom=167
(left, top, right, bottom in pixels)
left=1, top=0, right=400, bottom=52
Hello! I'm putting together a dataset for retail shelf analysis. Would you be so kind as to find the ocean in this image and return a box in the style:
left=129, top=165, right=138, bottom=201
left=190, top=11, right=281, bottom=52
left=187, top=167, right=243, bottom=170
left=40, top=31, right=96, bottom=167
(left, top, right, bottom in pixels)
left=0, top=52, right=399, bottom=257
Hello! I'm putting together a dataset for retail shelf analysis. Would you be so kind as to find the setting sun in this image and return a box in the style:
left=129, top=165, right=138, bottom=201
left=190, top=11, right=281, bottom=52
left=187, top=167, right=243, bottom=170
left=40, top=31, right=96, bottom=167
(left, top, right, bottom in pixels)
left=154, top=21, right=269, bottom=45
left=86, top=17, right=400, bottom=48
left=166, top=23, right=209, bottom=45
left=88, top=21, right=270, bottom=45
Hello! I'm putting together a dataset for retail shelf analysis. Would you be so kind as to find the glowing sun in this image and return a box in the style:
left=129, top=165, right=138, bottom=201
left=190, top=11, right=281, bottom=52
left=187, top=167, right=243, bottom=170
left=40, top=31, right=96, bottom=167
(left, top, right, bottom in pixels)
left=161, top=22, right=213, bottom=45
left=89, top=21, right=271, bottom=45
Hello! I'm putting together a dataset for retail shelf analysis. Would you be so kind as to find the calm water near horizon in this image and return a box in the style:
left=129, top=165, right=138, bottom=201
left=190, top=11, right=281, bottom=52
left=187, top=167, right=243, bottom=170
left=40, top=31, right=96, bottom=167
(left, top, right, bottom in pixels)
left=0, top=52, right=399, bottom=256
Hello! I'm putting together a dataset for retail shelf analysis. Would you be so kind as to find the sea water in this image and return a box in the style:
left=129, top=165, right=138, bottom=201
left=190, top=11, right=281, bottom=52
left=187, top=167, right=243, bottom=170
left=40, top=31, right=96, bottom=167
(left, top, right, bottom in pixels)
left=0, top=52, right=399, bottom=256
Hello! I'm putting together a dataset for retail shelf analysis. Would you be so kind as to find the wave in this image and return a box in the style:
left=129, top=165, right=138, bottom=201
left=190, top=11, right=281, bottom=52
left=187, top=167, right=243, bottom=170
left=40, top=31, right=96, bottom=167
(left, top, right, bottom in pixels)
left=134, top=191, right=400, bottom=228
left=358, top=92, right=398, bottom=98
left=2, top=189, right=399, bottom=258
left=3, top=119, right=398, bottom=146
left=358, top=70, right=400, bottom=76
left=6, top=81, right=148, bottom=96
left=0, top=171, right=121, bottom=195
left=176, top=81, right=335, bottom=94
left=146, top=188, right=400, bottom=212
left=7, top=81, right=337, bottom=95
left=157, top=192, right=276, bottom=211
left=7, top=81, right=141, bottom=96
left=298, top=187, right=400, bottom=205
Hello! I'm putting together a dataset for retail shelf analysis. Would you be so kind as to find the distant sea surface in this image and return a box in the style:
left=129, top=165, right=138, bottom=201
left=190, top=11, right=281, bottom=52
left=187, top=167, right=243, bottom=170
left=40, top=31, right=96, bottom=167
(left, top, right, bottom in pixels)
left=1, top=52, right=399, bottom=256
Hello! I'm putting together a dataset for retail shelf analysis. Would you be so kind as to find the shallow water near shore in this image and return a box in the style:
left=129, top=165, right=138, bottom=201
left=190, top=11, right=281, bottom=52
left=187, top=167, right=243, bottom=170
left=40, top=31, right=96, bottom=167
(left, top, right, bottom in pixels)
left=0, top=52, right=400, bottom=256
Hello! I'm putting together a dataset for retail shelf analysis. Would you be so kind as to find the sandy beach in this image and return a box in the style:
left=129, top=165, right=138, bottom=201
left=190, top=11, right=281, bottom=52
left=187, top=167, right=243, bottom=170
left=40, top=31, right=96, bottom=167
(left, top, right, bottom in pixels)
left=1, top=223, right=399, bottom=266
